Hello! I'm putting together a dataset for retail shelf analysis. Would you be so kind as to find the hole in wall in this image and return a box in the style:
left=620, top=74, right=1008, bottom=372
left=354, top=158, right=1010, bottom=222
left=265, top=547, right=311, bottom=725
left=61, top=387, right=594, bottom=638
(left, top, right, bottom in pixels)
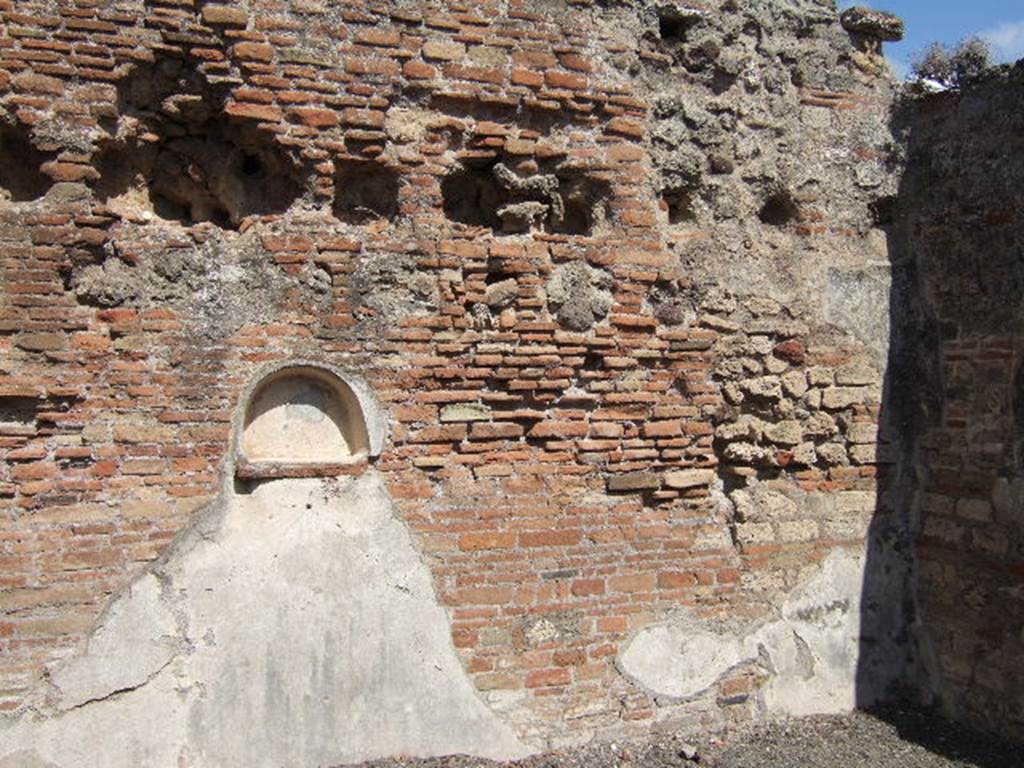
left=332, top=159, right=401, bottom=224
left=581, top=352, right=604, bottom=372
left=662, top=187, right=697, bottom=224
left=870, top=195, right=898, bottom=227
left=0, top=396, right=39, bottom=429
left=657, top=7, right=700, bottom=44
left=241, top=153, right=265, bottom=179
left=759, top=190, right=800, bottom=226
left=441, top=163, right=506, bottom=229
left=95, top=52, right=304, bottom=228
left=0, top=123, right=56, bottom=202
left=440, top=159, right=612, bottom=236
left=711, top=67, right=738, bottom=95
left=484, top=266, right=516, bottom=285
left=554, top=171, right=613, bottom=236
left=440, top=162, right=503, bottom=230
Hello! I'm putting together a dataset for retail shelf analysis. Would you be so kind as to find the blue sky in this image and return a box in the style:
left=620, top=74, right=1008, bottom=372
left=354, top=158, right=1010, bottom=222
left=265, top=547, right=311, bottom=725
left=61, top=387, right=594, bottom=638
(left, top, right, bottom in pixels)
left=839, top=1, right=1024, bottom=77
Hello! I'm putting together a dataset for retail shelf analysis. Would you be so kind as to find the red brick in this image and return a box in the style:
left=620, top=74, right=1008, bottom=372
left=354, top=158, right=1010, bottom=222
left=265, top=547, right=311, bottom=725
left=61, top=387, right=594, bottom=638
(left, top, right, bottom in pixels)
left=41, top=161, right=99, bottom=182
left=444, top=64, right=504, bottom=85
left=345, top=57, right=401, bottom=76
left=202, top=5, right=248, bottom=25
left=340, top=108, right=386, bottom=128
left=235, top=87, right=275, bottom=104
left=511, top=68, right=543, bottom=88
left=289, top=107, right=338, bottom=128
left=448, top=585, right=515, bottom=605
left=519, top=529, right=582, bottom=548
left=458, top=532, right=516, bottom=551
left=470, top=422, right=524, bottom=439
left=403, top=60, right=437, bottom=79
left=261, top=234, right=313, bottom=252
left=553, top=649, right=586, bottom=666
left=356, top=28, right=402, bottom=47
left=71, top=333, right=110, bottom=351
left=12, top=462, right=57, bottom=481
left=773, top=340, right=806, bottom=365
left=528, top=421, right=588, bottom=438
left=719, top=676, right=753, bottom=697
left=642, top=420, right=682, bottom=438
left=658, top=571, right=698, bottom=589
left=12, top=73, right=64, bottom=95
left=474, top=672, right=521, bottom=691
left=559, top=53, right=596, bottom=72
left=452, top=627, right=478, bottom=648
left=392, top=405, right=438, bottom=422
left=544, top=70, right=587, bottom=90
left=225, top=102, right=284, bottom=122
left=607, top=116, right=645, bottom=138
left=526, top=668, right=571, bottom=688
left=408, top=425, right=466, bottom=443
left=16, top=332, right=65, bottom=351
left=233, top=42, right=275, bottom=62
left=513, top=51, right=558, bottom=68
left=596, top=616, right=628, bottom=634
left=571, top=578, right=605, bottom=597
left=609, top=573, right=656, bottom=593
left=717, top=568, right=741, bottom=583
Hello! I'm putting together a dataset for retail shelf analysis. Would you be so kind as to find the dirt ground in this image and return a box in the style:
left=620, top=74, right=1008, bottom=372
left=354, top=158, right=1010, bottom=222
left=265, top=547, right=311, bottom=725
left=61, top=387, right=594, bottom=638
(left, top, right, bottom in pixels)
left=341, top=707, right=1022, bottom=768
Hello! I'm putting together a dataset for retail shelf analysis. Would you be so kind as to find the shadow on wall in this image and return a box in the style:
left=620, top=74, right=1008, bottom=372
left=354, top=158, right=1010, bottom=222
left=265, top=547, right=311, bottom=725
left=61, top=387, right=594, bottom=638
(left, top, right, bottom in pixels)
left=853, top=88, right=938, bottom=719
left=858, top=65, right=1024, bottom=749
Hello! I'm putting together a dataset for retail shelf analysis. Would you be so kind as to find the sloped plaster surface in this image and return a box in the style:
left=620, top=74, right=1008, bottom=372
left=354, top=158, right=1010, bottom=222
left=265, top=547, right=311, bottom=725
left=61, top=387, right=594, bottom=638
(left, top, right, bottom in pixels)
left=1, top=473, right=528, bottom=767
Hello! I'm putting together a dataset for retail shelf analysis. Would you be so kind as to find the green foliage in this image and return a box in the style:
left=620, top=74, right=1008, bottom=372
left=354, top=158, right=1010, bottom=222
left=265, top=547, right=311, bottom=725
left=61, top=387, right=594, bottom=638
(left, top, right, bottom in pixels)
left=910, top=36, right=992, bottom=89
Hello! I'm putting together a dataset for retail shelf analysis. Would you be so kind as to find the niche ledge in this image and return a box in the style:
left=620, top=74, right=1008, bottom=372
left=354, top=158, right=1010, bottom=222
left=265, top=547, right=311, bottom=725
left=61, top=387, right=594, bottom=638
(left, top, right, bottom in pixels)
left=234, top=457, right=369, bottom=480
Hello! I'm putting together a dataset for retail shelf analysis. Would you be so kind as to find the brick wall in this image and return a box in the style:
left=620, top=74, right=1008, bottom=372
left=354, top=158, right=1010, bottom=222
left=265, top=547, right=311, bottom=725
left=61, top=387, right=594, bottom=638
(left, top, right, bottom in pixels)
left=895, top=64, right=1024, bottom=739
left=0, top=0, right=904, bottom=746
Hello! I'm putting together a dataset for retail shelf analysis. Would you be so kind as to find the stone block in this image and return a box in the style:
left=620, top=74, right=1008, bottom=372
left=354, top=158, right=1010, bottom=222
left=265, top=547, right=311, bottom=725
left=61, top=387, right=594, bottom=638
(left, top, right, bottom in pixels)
left=607, top=472, right=661, bottom=492
left=663, top=469, right=714, bottom=489
left=440, top=403, right=492, bottom=422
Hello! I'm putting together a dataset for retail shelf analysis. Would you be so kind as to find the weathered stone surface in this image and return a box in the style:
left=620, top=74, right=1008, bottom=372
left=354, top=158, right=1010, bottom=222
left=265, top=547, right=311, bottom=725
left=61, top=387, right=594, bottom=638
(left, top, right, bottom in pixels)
left=546, top=262, right=613, bottom=331
left=764, top=420, right=802, bottom=447
left=731, top=486, right=799, bottom=523
left=840, top=7, right=904, bottom=42
left=822, top=387, right=871, bottom=410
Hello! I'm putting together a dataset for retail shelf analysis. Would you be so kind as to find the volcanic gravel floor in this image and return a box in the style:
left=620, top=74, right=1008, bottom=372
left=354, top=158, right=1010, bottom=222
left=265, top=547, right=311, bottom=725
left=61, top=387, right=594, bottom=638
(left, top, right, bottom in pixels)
left=340, top=707, right=1022, bottom=768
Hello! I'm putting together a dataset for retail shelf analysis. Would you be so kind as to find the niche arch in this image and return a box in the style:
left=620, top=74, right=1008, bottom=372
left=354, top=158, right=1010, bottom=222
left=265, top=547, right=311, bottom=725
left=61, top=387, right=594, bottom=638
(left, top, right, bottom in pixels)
left=234, top=363, right=385, bottom=479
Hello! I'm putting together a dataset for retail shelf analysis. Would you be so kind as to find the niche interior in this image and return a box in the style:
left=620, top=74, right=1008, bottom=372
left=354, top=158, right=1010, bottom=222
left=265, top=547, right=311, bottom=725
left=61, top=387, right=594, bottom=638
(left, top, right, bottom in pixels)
left=236, top=366, right=371, bottom=479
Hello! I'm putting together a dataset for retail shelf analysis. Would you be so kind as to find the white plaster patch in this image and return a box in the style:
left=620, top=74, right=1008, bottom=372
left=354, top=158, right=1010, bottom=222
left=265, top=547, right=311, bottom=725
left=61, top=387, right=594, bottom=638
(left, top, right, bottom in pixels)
left=618, top=549, right=867, bottom=714
left=48, top=573, right=181, bottom=711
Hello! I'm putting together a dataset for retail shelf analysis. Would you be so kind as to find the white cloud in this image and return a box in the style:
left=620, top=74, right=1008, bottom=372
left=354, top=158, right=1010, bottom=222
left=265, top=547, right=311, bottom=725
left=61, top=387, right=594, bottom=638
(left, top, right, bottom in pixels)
left=982, top=20, right=1024, bottom=64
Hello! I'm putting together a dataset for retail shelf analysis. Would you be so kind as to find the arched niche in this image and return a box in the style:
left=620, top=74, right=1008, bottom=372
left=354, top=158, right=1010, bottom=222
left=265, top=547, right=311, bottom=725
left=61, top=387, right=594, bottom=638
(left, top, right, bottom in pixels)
left=235, top=365, right=383, bottom=479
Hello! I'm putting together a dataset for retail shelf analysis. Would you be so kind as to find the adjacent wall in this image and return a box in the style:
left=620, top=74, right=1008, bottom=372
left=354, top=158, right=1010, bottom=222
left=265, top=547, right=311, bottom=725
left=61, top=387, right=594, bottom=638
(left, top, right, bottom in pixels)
left=0, top=0, right=927, bottom=761
left=894, top=63, right=1024, bottom=739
